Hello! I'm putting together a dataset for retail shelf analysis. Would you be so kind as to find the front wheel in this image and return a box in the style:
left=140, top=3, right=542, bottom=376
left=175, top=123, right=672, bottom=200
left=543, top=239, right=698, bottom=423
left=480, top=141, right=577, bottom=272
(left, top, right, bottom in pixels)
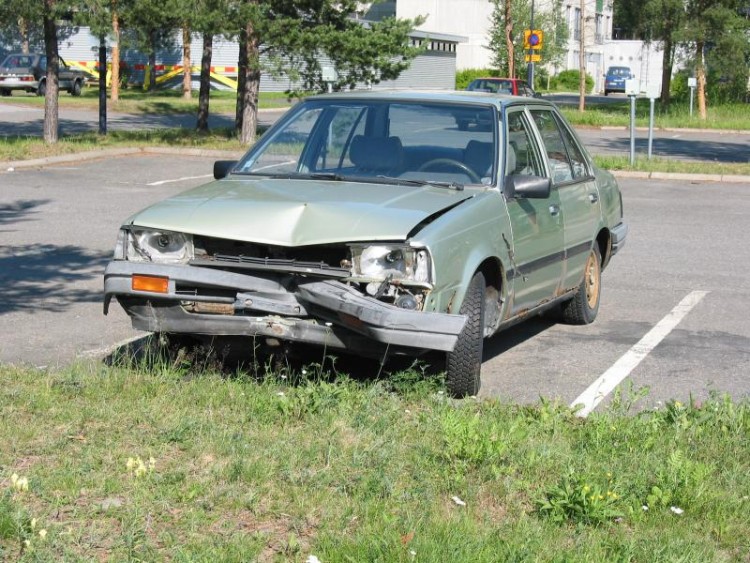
left=36, top=80, right=46, bottom=96
left=70, top=79, right=82, bottom=96
left=445, top=272, right=485, bottom=398
left=560, top=245, right=601, bottom=325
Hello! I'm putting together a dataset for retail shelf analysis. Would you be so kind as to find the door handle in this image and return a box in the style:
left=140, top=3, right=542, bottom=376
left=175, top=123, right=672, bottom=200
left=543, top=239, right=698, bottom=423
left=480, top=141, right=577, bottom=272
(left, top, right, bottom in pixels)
left=589, top=193, right=599, bottom=203
left=549, top=204, right=560, bottom=216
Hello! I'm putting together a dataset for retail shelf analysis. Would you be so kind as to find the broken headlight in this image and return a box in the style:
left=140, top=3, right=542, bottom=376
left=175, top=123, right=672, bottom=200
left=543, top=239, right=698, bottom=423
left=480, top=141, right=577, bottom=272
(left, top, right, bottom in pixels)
left=114, top=228, right=194, bottom=264
left=349, top=245, right=431, bottom=283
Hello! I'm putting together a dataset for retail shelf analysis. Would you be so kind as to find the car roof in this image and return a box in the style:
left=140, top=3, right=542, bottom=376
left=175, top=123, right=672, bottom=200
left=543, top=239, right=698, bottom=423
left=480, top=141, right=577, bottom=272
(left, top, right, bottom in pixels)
left=305, top=89, right=551, bottom=109
left=472, top=77, right=519, bottom=82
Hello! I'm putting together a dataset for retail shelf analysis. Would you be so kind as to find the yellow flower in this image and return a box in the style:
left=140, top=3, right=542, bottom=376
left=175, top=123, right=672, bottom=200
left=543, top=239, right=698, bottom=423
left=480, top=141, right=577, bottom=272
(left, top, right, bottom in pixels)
left=38, top=529, right=47, bottom=540
left=583, top=485, right=590, bottom=493
left=30, top=518, right=37, bottom=530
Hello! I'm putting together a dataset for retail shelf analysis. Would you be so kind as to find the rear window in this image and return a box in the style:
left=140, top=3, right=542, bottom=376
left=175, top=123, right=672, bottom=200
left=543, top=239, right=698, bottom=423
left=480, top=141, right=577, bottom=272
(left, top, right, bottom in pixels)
left=607, top=68, right=630, bottom=77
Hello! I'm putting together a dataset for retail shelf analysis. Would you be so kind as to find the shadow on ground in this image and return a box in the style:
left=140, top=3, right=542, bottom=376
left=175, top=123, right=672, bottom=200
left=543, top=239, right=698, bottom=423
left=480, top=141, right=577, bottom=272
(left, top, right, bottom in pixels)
left=0, top=242, right=109, bottom=314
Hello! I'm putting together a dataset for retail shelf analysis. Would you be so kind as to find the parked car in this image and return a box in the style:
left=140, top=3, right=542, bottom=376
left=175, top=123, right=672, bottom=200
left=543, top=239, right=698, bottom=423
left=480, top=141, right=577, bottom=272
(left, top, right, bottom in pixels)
left=104, top=91, right=627, bottom=397
left=0, top=53, right=85, bottom=96
left=604, top=66, right=633, bottom=96
left=466, top=77, right=540, bottom=98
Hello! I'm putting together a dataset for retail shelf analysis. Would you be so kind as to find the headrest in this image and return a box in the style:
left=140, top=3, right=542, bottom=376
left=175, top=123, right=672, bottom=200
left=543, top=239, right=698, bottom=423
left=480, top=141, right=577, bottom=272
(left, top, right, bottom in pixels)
left=350, top=135, right=404, bottom=172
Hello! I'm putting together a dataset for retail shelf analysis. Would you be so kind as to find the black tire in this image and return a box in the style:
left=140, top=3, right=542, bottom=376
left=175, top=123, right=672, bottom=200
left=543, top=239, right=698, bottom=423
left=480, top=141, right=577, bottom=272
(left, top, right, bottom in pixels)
left=446, top=272, right=485, bottom=398
left=71, top=79, right=82, bottom=96
left=560, top=245, right=602, bottom=325
left=37, top=80, right=46, bottom=97
left=0, top=89, right=10, bottom=97
left=604, top=90, right=609, bottom=96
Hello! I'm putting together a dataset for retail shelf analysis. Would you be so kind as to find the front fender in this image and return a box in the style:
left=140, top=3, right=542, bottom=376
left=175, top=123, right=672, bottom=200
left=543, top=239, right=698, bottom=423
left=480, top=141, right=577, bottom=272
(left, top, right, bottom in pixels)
left=411, top=190, right=511, bottom=315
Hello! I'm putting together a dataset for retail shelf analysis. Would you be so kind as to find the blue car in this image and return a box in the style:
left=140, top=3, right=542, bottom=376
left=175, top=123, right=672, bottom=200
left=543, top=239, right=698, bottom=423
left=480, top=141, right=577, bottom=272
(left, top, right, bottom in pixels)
left=604, top=66, right=633, bottom=95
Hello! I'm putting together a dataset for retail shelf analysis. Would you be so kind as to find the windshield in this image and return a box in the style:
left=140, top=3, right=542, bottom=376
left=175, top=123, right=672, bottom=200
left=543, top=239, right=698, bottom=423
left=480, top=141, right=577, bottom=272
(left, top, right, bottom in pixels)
left=236, top=99, right=498, bottom=187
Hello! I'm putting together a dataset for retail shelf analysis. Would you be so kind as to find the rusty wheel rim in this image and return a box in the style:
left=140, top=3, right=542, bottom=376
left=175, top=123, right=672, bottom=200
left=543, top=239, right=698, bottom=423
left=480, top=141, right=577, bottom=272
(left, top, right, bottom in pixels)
left=585, top=250, right=601, bottom=309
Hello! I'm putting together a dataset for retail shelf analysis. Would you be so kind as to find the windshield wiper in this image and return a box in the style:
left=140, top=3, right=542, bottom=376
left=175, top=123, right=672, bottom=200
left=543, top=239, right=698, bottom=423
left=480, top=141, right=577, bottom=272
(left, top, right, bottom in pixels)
left=376, top=176, right=465, bottom=191
left=307, top=172, right=347, bottom=181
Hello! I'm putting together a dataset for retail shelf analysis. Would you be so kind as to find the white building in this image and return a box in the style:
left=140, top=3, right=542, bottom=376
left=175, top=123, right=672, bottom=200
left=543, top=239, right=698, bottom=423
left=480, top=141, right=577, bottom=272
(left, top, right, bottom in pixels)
left=386, top=0, right=665, bottom=94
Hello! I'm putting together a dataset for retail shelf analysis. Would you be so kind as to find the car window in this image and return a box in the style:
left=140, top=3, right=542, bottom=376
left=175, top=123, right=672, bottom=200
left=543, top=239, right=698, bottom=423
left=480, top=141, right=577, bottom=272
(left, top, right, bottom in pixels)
left=237, top=100, right=497, bottom=185
left=529, top=109, right=590, bottom=184
left=505, top=110, right=545, bottom=178
left=244, top=107, right=323, bottom=175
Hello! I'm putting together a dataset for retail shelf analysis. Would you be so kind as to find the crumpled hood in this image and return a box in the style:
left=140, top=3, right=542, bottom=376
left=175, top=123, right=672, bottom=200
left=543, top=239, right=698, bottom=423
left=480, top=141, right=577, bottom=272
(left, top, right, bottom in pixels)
left=128, top=177, right=473, bottom=246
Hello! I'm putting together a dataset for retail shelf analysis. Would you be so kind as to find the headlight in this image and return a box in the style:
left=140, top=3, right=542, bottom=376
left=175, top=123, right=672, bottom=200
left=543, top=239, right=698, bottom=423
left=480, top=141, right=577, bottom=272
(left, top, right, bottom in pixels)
left=114, top=228, right=194, bottom=264
left=349, top=244, right=431, bottom=283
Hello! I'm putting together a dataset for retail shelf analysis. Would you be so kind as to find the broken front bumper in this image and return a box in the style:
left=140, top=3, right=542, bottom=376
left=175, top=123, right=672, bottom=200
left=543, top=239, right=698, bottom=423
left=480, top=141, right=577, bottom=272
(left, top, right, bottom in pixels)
left=103, top=261, right=466, bottom=354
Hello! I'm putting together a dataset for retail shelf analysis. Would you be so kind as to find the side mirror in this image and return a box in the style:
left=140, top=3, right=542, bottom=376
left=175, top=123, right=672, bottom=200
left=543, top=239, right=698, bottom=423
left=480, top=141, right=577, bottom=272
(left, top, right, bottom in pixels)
left=213, top=160, right=238, bottom=180
left=505, top=175, right=552, bottom=199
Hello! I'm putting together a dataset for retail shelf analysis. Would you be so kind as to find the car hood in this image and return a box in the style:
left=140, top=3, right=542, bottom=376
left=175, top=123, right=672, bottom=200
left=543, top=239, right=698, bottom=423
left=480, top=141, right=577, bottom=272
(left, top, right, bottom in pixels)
left=127, top=177, right=474, bottom=246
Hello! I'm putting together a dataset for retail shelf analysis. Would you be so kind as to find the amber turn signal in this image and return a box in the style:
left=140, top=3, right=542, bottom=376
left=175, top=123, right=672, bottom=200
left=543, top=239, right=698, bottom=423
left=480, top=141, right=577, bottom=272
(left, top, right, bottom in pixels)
left=132, top=275, right=169, bottom=294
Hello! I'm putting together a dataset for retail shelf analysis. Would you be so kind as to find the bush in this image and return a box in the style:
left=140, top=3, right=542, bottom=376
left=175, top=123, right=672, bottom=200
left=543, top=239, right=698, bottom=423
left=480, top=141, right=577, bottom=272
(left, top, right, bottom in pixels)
left=551, top=69, right=594, bottom=93
left=455, top=68, right=501, bottom=90
left=670, top=69, right=749, bottom=104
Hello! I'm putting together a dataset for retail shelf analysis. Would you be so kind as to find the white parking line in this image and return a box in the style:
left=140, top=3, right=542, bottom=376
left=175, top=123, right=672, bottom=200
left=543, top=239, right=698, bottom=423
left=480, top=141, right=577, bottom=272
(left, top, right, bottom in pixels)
left=147, top=174, right=213, bottom=186
left=571, top=290, right=709, bottom=417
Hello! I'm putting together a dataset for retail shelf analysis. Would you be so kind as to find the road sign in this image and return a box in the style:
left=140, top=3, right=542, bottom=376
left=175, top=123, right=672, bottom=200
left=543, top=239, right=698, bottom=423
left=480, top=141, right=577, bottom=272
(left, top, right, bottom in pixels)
left=524, top=30, right=544, bottom=50
left=524, top=54, right=542, bottom=63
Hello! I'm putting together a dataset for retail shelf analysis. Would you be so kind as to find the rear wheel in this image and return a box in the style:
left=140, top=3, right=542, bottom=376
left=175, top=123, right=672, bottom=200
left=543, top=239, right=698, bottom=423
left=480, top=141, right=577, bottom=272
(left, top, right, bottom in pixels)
left=0, top=89, right=10, bottom=97
left=445, top=272, right=485, bottom=398
left=36, top=80, right=46, bottom=96
left=70, top=79, right=82, bottom=96
left=560, top=245, right=601, bottom=325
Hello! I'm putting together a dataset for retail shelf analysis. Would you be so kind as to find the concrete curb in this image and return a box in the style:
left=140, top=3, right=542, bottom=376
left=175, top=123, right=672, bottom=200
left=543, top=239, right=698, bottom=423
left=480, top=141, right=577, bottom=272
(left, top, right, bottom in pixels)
left=599, top=125, right=750, bottom=135
left=2, top=146, right=748, bottom=184
left=1, top=146, right=243, bottom=170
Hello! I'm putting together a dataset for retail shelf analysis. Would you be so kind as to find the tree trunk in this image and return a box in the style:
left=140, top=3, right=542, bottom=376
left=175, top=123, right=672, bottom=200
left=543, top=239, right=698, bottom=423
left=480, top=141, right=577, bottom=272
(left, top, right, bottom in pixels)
left=235, top=25, right=248, bottom=133
left=148, top=29, right=157, bottom=91
left=43, top=0, right=59, bottom=144
left=19, top=18, right=29, bottom=54
left=98, top=34, right=107, bottom=135
left=659, top=36, right=674, bottom=106
left=504, top=0, right=514, bottom=77
left=196, top=32, right=213, bottom=133
left=696, top=40, right=707, bottom=120
left=111, top=7, right=120, bottom=101
left=578, top=0, right=585, bottom=112
left=182, top=25, right=192, bottom=99
left=239, top=22, right=260, bottom=145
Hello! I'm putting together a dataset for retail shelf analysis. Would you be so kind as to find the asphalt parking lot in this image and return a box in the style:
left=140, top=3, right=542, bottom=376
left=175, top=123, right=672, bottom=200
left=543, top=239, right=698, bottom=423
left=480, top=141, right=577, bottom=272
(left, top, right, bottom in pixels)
left=1, top=154, right=748, bottom=412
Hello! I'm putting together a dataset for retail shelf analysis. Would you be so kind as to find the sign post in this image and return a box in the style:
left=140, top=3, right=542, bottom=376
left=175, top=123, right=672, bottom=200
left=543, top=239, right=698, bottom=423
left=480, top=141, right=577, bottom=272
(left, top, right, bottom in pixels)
left=646, top=83, right=660, bottom=160
left=524, top=29, right=543, bottom=86
left=625, top=78, right=638, bottom=165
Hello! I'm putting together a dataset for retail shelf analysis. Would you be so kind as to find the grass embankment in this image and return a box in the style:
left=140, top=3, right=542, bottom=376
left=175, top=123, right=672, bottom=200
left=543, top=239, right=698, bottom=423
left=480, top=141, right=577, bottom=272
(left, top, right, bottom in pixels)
left=0, top=89, right=294, bottom=113
left=560, top=101, right=750, bottom=131
left=594, top=156, right=750, bottom=177
left=1, top=359, right=749, bottom=561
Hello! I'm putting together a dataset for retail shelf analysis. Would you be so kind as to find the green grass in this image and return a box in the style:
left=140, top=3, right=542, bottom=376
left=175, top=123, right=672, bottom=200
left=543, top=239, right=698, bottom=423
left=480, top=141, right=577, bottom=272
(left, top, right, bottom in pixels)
left=560, top=101, right=750, bottom=131
left=0, top=128, right=247, bottom=162
left=1, top=355, right=749, bottom=561
left=0, top=87, right=294, bottom=113
left=593, top=156, right=750, bottom=177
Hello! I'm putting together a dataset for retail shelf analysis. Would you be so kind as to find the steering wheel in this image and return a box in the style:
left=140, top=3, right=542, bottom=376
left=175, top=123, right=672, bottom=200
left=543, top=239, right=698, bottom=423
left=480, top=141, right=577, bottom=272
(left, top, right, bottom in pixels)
left=417, top=158, right=481, bottom=183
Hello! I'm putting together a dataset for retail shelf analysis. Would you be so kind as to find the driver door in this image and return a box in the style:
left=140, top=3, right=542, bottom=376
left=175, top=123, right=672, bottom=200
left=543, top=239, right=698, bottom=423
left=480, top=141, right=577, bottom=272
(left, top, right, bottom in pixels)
left=503, top=108, right=565, bottom=313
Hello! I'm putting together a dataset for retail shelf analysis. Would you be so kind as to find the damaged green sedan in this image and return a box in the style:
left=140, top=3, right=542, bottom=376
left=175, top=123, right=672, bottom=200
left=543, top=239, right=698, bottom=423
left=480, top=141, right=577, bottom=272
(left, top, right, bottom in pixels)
left=104, top=91, right=627, bottom=397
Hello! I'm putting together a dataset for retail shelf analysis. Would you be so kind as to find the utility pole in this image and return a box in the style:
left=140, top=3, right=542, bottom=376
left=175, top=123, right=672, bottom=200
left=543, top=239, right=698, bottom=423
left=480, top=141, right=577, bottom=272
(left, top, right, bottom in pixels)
left=578, top=0, right=586, bottom=111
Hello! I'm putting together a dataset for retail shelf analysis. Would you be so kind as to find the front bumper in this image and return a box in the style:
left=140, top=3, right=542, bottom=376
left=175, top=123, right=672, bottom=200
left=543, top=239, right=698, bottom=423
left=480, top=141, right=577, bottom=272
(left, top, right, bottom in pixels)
left=103, top=261, right=466, bottom=354
left=610, top=221, right=628, bottom=255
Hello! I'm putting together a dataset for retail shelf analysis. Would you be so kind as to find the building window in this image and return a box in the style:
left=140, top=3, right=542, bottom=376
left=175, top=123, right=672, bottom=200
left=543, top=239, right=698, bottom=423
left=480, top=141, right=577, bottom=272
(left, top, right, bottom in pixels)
left=595, top=14, right=603, bottom=43
left=573, top=8, right=581, bottom=40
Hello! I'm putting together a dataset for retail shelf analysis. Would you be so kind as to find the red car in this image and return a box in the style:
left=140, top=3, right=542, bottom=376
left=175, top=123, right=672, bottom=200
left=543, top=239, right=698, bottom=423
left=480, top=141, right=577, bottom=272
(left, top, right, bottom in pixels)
left=466, top=77, right=541, bottom=97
